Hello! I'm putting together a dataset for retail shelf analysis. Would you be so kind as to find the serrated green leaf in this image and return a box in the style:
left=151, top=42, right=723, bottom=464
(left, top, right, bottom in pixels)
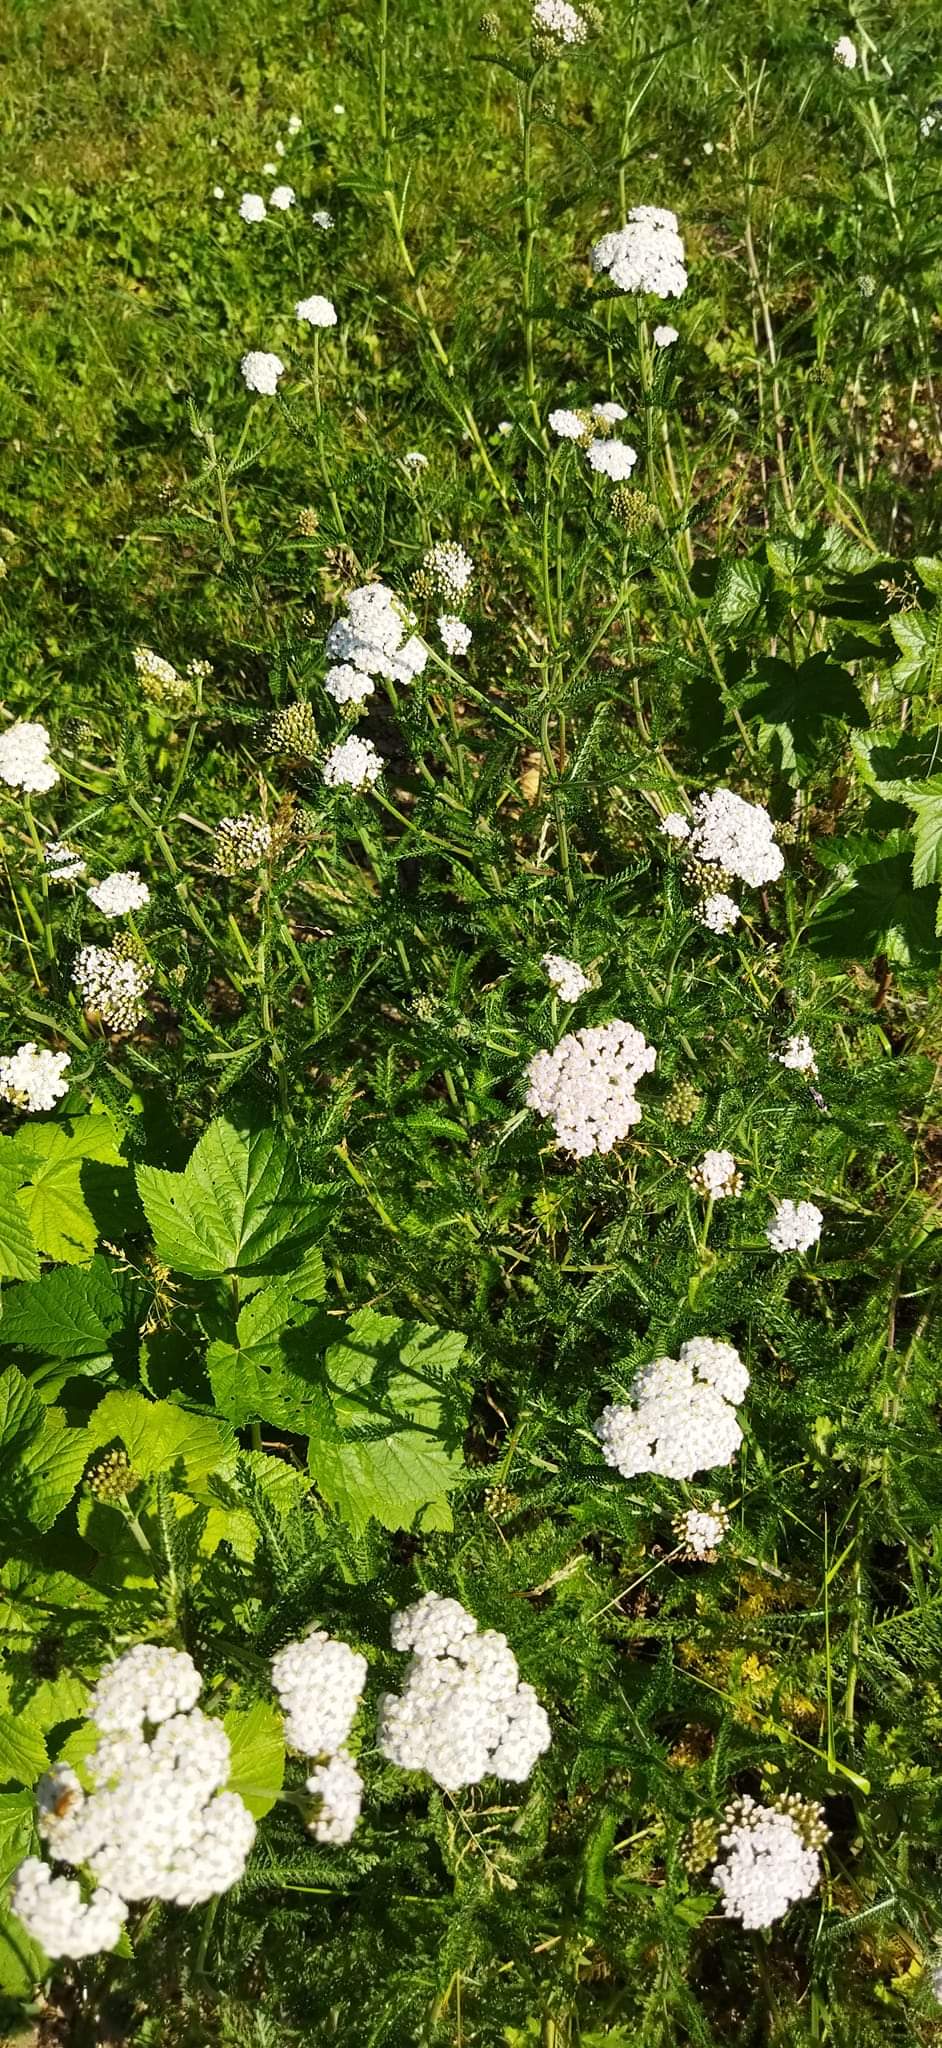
left=137, top=1114, right=327, bottom=1283
left=0, top=1366, right=89, bottom=1539
left=0, top=1255, right=124, bottom=1358
left=308, top=1308, right=468, bottom=1536
left=223, top=1699, right=285, bottom=1819
left=8, top=1114, right=130, bottom=1265
left=0, top=1170, right=39, bottom=1284
left=206, top=1286, right=327, bottom=1431
left=86, top=1389, right=237, bottom=1495
left=910, top=795, right=942, bottom=887
left=0, top=1715, right=46, bottom=1788
left=0, top=1791, right=36, bottom=1886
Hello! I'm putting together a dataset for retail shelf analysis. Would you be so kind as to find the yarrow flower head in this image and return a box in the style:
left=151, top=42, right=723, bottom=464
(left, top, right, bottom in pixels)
left=673, top=1500, right=730, bottom=1560
left=72, top=946, right=149, bottom=1033
left=213, top=814, right=272, bottom=875
left=44, top=839, right=85, bottom=881
left=238, top=192, right=267, bottom=222
left=324, top=662, right=376, bottom=708
left=592, top=400, right=628, bottom=424
left=418, top=542, right=474, bottom=606
left=541, top=953, right=591, bottom=1003
left=0, top=1044, right=71, bottom=1114
left=0, top=719, right=59, bottom=794
left=660, top=811, right=691, bottom=841
left=591, top=206, right=688, bottom=299
left=241, top=350, right=285, bottom=395
left=595, top=1337, right=749, bottom=1481
left=776, top=1033, right=817, bottom=1074
left=133, top=645, right=193, bottom=710
left=272, top=1631, right=368, bottom=1757
left=586, top=436, right=637, bottom=480
left=90, top=1645, right=201, bottom=1733
left=87, top=870, right=150, bottom=918
left=377, top=1593, right=551, bottom=1791
left=10, top=1860, right=128, bottom=1960
left=548, top=407, right=592, bottom=442
left=653, top=323, right=679, bottom=347
left=687, top=787, right=783, bottom=887
left=712, top=1795, right=828, bottom=1928
left=532, top=0, right=588, bottom=49
left=326, top=583, right=428, bottom=691
left=697, top=891, right=741, bottom=935
left=311, top=207, right=334, bottom=229
left=296, top=294, right=337, bottom=327
left=305, top=1752, right=363, bottom=1844
left=766, top=1198, right=823, bottom=1254
left=438, top=614, right=472, bottom=658
left=832, top=34, right=857, bottom=67
left=403, top=449, right=428, bottom=469
left=268, top=183, right=295, bottom=210
left=526, top=1019, right=656, bottom=1158
left=691, top=1149, right=743, bottom=1201
left=323, top=735, right=383, bottom=790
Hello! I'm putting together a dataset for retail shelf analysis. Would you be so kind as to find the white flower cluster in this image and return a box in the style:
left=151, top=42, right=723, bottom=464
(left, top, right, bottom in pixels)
left=421, top=542, right=474, bottom=605
left=241, top=350, right=285, bottom=394
left=10, top=1860, right=127, bottom=1961
left=271, top=1632, right=367, bottom=1756
left=72, top=945, right=149, bottom=1032
left=532, top=0, right=587, bottom=46
left=697, top=891, right=741, bottom=935
left=526, top=1019, right=656, bottom=1158
left=305, top=1752, right=364, bottom=1845
left=87, top=869, right=150, bottom=918
left=311, top=208, right=334, bottom=230
left=776, top=1033, right=817, bottom=1074
left=595, top=1337, right=749, bottom=1480
left=325, top=583, right=428, bottom=701
left=660, top=811, right=690, bottom=841
left=591, top=207, right=688, bottom=299
left=586, top=437, right=637, bottom=480
left=653, top=323, right=679, bottom=347
left=323, top=735, right=383, bottom=791
left=377, top=1594, right=551, bottom=1791
left=674, top=1501, right=730, bottom=1559
left=687, top=788, right=784, bottom=887
left=766, top=1198, right=823, bottom=1253
left=542, top=952, right=591, bottom=1003
left=438, top=614, right=472, bottom=658
left=832, top=34, right=857, bottom=67
left=0, top=719, right=59, bottom=794
left=712, top=1798, right=825, bottom=1928
left=0, top=1043, right=71, bottom=1114
left=132, top=645, right=195, bottom=710
left=44, top=838, right=85, bottom=880
left=549, top=407, right=590, bottom=441
left=691, top=1149, right=743, bottom=1201
left=239, top=192, right=267, bottom=222
left=11, top=1647, right=256, bottom=1956
left=270, top=184, right=295, bottom=211
left=593, top=401, right=627, bottom=424
left=296, top=295, right=337, bottom=328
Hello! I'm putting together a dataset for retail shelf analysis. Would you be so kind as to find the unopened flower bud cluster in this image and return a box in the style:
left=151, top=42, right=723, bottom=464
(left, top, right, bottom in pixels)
left=595, top=1337, right=749, bottom=1481
left=377, top=1594, right=551, bottom=1791
left=213, top=814, right=273, bottom=874
left=133, top=645, right=194, bottom=710
left=526, top=1019, right=656, bottom=1157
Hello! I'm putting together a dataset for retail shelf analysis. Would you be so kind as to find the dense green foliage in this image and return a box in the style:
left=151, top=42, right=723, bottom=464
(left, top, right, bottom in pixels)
left=1, top=0, right=941, bottom=2041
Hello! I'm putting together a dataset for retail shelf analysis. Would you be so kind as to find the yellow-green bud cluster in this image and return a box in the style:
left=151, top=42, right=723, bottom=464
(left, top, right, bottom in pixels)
left=260, top=702, right=318, bottom=760
left=86, top=1449, right=136, bottom=1503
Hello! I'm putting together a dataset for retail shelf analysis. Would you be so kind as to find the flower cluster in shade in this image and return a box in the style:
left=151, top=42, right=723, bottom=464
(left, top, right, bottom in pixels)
left=376, top=1594, right=551, bottom=1791
left=10, top=1647, right=256, bottom=1958
left=776, top=1033, right=817, bottom=1074
left=0, top=1043, right=71, bottom=1114
left=271, top=1631, right=367, bottom=1846
left=526, top=1019, right=656, bottom=1158
left=766, top=1198, right=823, bottom=1253
left=72, top=945, right=149, bottom=1033
left=0, top=719, right=59, bottom=794
left=590, top=207, right=687, bottom=299
left=711, top=1796, right=828, bottom=1928
left=832, top=34, right=857, bottom=67
left=45, top=839, right=86, bottom=881
left=595, top=1337, right=749, bottom=1481
left=542, top=952, right=591, bottom=1003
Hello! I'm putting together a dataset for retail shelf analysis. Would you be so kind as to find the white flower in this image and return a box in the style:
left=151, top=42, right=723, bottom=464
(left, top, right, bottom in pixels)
left=311, top=207, right=334, bottom=229
left=0, top=1043, right=71, bottom=1114
left=920, top=110, right=938, bottom=139
left=660, top=811, right=690, bottom=840
left=688, top=787, right=783, bottom=886
left=91, top=1646, right=202, bottom=1734
left=325, top=662, right=376, bottom=708
left=212, top=185, right=225, bottom=200
left=333, top=102, right=345, bottom=115
left=275, top=140, right=286, bottom=158
left=586, top=437, right=637, bottom=480
left=10, top=1860, right=127, bottom=1960
left=532, top=0, right=587, bottom=44
left=766, top=1198, right=823, bottom=1254
left=775, top=1034, right=817, bottom=1074
left=272, top=1632, right=368, bottom=1756
left=592, top=401, right=627, bottom=424
left=833, top=34, right=857, bottom=67
left=438, top=614, right=472, bottom=658
left=44, top=838, right=86, bottom=881
left=269, top=184, right=295, bottom=210
left=306, top=1752, right=363, bottom=1844
left=591, top=206, right=687, bottom=299
left=323, top=735, right=383, bottom=790
left=712, top=1798, right=825, bottom=1928
left=287, top=113, right=303, bottom=134
left=498, top=419, right=513, bottom=435
left=72, top=946, right=149, bottom=1033
left=403, top=450, right=428, bottom=468
left=653, top=323, right=679, bottom=347
left=548, top=407, right=588, bottom=440
left=422, top=542, right=474, bottom=603
left=673, top=1501, right=730, bottom=1559
left=541, top=952, right=591, bottom=1003
left=296, top=294, right=337, bottom=327
left=594, top=1337, right=749, bottom=1481
left=241, top=350, right=285, bottom=395
left=238, top=192, right=267, bottom=222
left=692, top=1149, right=743, bottom=1201
left=87, top=870, right=150, bottom=918
left=0, top=719, right=59, bottom=794
left=262, top=162, right=278, bottom=177
left=378, top=1594, right=551, bottom=1791
left=526, top=1019, right=656, bottom=1158
left=697, top=891, right=741, bottom=935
